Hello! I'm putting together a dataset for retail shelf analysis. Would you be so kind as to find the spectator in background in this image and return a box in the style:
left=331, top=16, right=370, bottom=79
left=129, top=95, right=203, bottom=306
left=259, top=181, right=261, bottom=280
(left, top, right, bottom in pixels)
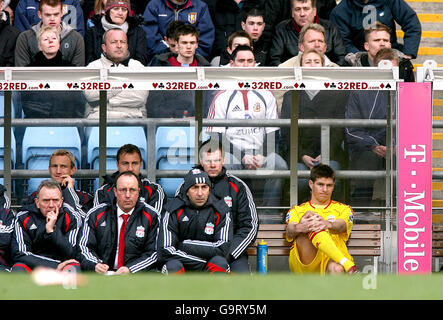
left=14, top=0, right=85, bottom=36
left=268, top=0, right=346, bottom=66
left=142, top=0, right=214, bottom=64
left=262, top=0, right=337, bottom=54
left=207, top=45, right=288, bottom=208
left=344, top=21, right=414, bottom=82
left=0, top=0, right=20, bottom=66
left=210, top=0, right=261, bottom=61
left=79, top=171, right=160, bottom=274
left=14, top=0, right=85, bottom=67
left=329, top=0, right=421, bottom=60
left=279, top=23, right=339, bottom=67
left=158, top=169, right=232, bottom=274
left=241, top=8, right=267, bottom=66
left=19, top=25, right=87, bottom=118
left=0, top=184, right=11, bottom=209
left=210, top=30, right=252, bottom=67
left=147, top=24, right=209, bottom=119
left=94, top=143, right=165, bottom=214
left=0, top=206, right=14, bottom=271
left=154, top=19, right=185, bottom=56
left=28, top=25, right=73, bottom=65
left=84, top=28, right=149, bottom=119
left=85, top=0, right=148, bottom=65
left=85, top=0, right=135, bottom=27
left=83, top=0, right=148, bottom=19
left=149, top=24, right=209, bottom=66
left=10, top=179, right=83, bottom=272
left=2, top=0, right=17, bottom=24
left=24, top=149, right=93, bottom=217
left=344, top=48, right=398, bottom=206
left=280, top=49, right=349, bottom=203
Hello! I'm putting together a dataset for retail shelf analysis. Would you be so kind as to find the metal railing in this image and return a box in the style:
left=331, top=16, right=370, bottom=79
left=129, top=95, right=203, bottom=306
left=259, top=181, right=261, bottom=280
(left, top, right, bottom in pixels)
left=0, top=66, right=400, bottom=209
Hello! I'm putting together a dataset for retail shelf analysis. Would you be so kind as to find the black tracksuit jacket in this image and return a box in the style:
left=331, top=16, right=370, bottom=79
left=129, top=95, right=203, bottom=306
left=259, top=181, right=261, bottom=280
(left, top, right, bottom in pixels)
left=158, top=192, right=232, bottom=268
left=94, top=171, right=165, bottom=214
left=78, top=200, right=160, bottom=273
left=11, top=202, right=83, bottom=269
left=176, top=166, right=258, bottom=263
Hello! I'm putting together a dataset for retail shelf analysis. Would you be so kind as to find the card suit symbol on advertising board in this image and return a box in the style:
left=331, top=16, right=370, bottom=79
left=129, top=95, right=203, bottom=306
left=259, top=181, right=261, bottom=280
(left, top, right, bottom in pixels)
left=244, top=82, right=250, bottom=88
left=380, top=83, right=385, bottom=89
left=153, top=83, right=158, bottom=88
left=214, top=83, right=220, bottom=89
left=300, top=83, right=305, bottom=88
left=128, top=83, right=134, bottom=89
left=330, top=83, right=336, bottom=88
left=294, top=83, right=299, bottom=88
left=386, top=84, right=391, bottom=89
left=158, top=83, right=165, bottom=89
left=73, top=83, right=79, bottom=89
left=67, top=83, right=73, bottom=89
left=324, top=82, right=330, bottom=88
left=44, top=83, right=50, bottom=89
left=123, top=83, right=127, bottom=89
left=238, top=82, right=244, bottom=88
left=39, top=83, right=44, bottom=89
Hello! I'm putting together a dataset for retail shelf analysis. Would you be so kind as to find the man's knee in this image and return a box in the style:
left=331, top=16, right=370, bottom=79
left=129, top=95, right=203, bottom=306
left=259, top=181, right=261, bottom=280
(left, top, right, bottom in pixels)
left=327, top=261, right=344, bottom=274
left=205, top=256, right=229, bottom=273
left=162, top=260, right=185, bottom=275
left=229, top=255, right=250, bottom=273
left=11, top=263, right=32, bottom=273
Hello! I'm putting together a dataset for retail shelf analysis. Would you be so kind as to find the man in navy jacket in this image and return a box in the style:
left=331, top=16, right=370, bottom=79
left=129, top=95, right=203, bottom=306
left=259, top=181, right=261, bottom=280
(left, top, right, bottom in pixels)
left=329, top=0, right=421, bottom=59
left=142, top=0, right=214, bottom=63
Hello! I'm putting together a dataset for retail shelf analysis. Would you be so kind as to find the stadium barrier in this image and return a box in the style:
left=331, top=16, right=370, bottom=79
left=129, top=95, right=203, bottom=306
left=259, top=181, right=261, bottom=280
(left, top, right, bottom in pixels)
left=0, top=65, right=409, bottom=272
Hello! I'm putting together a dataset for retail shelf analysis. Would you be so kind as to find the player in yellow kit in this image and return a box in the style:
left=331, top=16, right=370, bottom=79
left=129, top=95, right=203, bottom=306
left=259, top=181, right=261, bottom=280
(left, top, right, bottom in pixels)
left=286, top=164, right=357, bottom=274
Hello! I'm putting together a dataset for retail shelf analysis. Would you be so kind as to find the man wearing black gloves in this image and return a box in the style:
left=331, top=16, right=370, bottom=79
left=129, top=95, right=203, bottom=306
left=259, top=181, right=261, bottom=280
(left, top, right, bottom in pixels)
left=159, top=169, right=232, bottom=274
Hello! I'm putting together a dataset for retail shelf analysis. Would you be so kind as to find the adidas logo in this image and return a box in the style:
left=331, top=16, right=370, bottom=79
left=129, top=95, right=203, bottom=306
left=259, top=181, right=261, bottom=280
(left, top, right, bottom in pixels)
left=100, top=221, right=106, bottom=227
left=232, top=105, right=241, bottom=112
left=182, top=216, right=189, bottom=222
left=30, top=224, right=37, bottom=230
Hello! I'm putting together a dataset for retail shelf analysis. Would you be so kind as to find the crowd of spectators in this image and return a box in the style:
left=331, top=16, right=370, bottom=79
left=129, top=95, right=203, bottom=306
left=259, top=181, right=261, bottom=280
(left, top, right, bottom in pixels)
left=0, top=0, right=422, bottom=207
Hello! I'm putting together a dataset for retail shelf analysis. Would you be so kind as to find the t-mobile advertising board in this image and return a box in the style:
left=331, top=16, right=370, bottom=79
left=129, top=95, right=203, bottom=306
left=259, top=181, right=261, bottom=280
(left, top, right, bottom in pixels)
left=397, top=82, right=433, bottom=274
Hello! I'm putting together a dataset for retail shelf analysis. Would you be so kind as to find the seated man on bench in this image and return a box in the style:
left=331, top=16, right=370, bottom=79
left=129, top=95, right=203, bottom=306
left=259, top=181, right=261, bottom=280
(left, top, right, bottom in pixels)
left=285, top=164, right=357, bottom=275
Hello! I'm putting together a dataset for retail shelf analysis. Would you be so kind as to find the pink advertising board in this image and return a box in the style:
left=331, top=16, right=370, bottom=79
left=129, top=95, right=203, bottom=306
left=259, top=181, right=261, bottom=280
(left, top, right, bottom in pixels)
left=397, top=82, right=432, bottom=274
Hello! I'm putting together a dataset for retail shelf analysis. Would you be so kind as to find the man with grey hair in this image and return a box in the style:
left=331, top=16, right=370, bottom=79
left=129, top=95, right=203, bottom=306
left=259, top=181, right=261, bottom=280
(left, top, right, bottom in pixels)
left=84, top=28, right=149, bottom=119
left=10, top=179, right=83, bottom=272
left=268, top=0, right=346, bottom=66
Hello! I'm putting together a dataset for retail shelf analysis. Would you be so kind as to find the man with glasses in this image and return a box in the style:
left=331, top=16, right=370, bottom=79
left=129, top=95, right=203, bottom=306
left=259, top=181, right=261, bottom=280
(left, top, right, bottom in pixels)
left=10, top=179, right=83, bottom=272
left=79, top=171, right=160, bottom=274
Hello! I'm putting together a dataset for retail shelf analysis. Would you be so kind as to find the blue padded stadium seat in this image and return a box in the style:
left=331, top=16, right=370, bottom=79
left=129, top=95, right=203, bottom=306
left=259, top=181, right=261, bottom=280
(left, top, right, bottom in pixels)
left=87, top=126, right=147, bottom=190
left=0, top=128, right=16, bottom=186
left=22, top=127, right=81, bottom=194
left=155, top=126, right=196, bottom=163
left=157, top=157, right=194, bottom=198
left=87, top=126, right=147, bottom=169
left=156, top=127, right=199, bottom=198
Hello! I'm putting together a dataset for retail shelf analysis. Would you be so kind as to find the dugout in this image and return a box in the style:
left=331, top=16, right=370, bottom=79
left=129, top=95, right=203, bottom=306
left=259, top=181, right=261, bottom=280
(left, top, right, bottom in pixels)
left=1, top=63, right=439, bottom=274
